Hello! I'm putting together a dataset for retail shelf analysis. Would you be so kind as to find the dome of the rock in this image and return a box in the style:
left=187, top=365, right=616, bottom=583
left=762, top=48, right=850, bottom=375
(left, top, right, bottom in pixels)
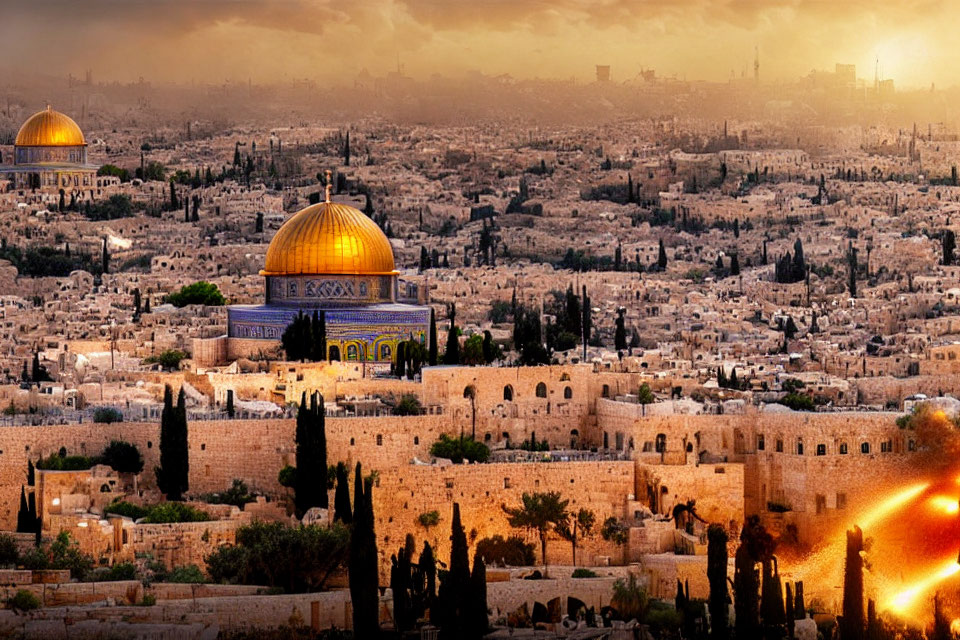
left=15, top=106, right=86, bottom=147
left=260, top=201, right=396, bottom=276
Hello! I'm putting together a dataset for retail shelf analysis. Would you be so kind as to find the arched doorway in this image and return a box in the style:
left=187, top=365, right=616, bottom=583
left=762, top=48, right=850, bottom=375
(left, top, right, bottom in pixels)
left=328, top=345, right=341, bottom=361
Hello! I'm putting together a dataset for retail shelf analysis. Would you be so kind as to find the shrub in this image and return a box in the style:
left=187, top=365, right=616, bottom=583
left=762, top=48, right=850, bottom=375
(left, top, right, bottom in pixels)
left=166, top=565, right=206, bottom=583
left=7, top=589, right=40, bottom=612
left=601, top=517, right=629, bottom=546
left=767, top=500, right=793, bottom=513
left=417, top=511, right=440, bottom=528
left=202, top=479, right=255, bottom=509
left=206, top=522, right=349, bottom=592
left=87, top=562, right=138, bottom=582
left=165, top=281, right=225, bottom=307
left=0, top=533, right=20, bottom=568
left=429, top=434, right=490, bottom=464
left=142, top=349, right=187, bottom=371
left=35, top=453, right=96, bottom=471
left=572, top=568, right=597, bottom=578
left=393, top=394, right=422, bottom=416
left=780, top=393, right=815, bottom=411
left=277, top=465, right=296, bottom=488
left=93, top=407, right=124, bottom=424
left=611, top=572, right=648, bottom=621
left=105, top=501, right=148, bottom=521
left=142, top=503, right=210, bottom=524
left=137, top=594, right=157, bottom=606
left=100, top=440, right=143, bottom=474
left=475, top=535, right=537, bottom=567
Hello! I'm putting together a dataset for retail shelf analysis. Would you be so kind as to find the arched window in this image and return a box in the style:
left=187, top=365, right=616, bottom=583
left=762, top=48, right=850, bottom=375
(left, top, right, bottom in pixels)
left=796, top=439, right=804, bottom=455
left=503, top=385, right=514, bottom=401
left=757, top=435, right=765, bottom=451
left=655, top=433, right=667, bottom=453
left=329, top=345, right=341, bottom=361
left=560, top=372, right=571, bottom=381
left=536, top=382, right=547, bottom=398
left=563, top=386, right=572, bottom=399
left=346, top=344, right=359, bottom=360
left=380, top=344, right=392, bottom=360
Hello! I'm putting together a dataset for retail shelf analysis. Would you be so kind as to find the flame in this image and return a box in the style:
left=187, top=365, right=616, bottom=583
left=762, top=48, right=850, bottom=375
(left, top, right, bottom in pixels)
left=928, top=495, right=960, bottom=515
left=886, top=559, right=960, bottom=614
left=855, top=483, right=929, bottom=529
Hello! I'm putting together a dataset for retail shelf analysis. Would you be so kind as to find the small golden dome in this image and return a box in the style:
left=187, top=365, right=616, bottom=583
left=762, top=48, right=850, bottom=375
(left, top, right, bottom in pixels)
left=15, top=106, right=86, bottom=147
left=261, top=201, right=396, bottom=276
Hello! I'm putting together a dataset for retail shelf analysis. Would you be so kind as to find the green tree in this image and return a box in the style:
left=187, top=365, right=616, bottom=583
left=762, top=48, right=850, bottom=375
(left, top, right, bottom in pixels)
left=429, top=434, right=489, bottom=464
left=348, top=462, right=380, bottom=638
left=556, top=508, right=596, bottom=566
left=462, top=334, right=484, bottom=365
left=100, top=440, right=143, bottom=474
left=637, top=383, right=655, bottom=405
left=155, top=385, right=189, bottom=501
left=164, top=281, right=225, bottom=307
left=503, top=491, right=569, bottom=574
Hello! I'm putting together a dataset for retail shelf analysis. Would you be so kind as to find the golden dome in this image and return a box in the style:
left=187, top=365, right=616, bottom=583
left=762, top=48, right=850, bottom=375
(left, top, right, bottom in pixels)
left=261, top=201, right=396, bottom=276
left=15, top=106, right=86, bottom=147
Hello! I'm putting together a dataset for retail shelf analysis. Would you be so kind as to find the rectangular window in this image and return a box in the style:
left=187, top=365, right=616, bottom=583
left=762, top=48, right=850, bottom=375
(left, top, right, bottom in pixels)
left=836, top=493, right=847, bottom=510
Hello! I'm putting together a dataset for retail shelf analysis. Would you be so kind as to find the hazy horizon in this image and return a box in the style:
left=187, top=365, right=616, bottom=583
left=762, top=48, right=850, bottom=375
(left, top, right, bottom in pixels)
left=3, top=1, right=957, bottom=90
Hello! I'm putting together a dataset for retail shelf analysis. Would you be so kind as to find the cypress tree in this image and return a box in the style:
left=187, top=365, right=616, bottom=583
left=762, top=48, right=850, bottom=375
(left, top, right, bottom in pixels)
left=439, top=503, right=471, bottom=638
left=840, top=526, right=865, bottom=640
left=707, top=524, right=729, bottom=639
left=658, top=238, right=668, bottom=269
left=333, top=461, right=352, bottom=523
left=391, top=545, right=413, bottom=632
left=225, top=390, right=234, bottom=418
left=581, top=286, right=591, bottom=360
left=133, top=288, right=142, bottom=316
left=943, top=229, right=956, bottom=266
left=156, top=385, right=188, bottom=501
left=294, top=392, right=328, bottom=518
left=614, top=308, right=627, bottom=351
left=169, top=179, right=178, bottom=210
left=349, top=462, right=380, bottom=638
left=760, top=557, right=786, bottom=634
left=310, top=310, right=326, bottom=362
left=428, top=308, right=438, bottom=366
left=469, top=554, right=488, bottom=638
left=564, top=284, right=581, bottom=337
left=734, top=542, right=760, bottom=638
left=344, top=131, right=351, bottom=167
left=27, top=460, right=34, bottom=487
left=419, top=541, right=437, bottom=616
left=16, top=486, right=29, bottom=533
left=396, top=342, right=406, bottom=379
left=101, top=238, right=109, bottom=274
left=794, top=580, right=805, bottom=619
left=443, top=304, right=459, bottom=365
left=785, top=582, right=795, bottom=639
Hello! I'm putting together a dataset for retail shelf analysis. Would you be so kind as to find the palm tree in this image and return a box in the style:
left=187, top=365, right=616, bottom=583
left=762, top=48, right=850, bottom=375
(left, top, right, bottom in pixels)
left=503, top=491, right=569, bottom=575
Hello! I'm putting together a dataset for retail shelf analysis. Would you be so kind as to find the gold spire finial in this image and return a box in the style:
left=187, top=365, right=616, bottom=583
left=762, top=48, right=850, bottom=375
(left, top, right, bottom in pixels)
left=325, top=169, right=333, bottom=203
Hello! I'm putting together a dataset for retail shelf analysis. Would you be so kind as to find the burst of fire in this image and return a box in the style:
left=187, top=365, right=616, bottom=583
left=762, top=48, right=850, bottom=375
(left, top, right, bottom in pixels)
left=886, top=559, right=960, bottom=614
left=927, top=495, right=959, bottom=515
left=854, top=482, right=929, bottom=529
